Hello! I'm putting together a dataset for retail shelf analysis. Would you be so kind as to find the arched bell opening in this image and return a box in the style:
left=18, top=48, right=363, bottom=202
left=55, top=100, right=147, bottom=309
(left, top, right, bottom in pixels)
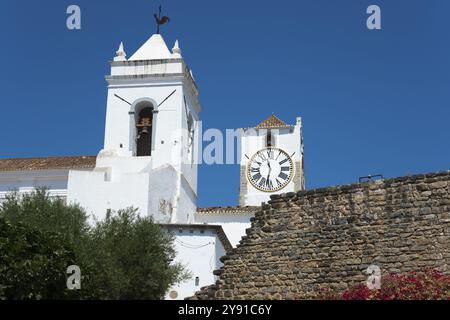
left=135, top=103, right=154, bottom=157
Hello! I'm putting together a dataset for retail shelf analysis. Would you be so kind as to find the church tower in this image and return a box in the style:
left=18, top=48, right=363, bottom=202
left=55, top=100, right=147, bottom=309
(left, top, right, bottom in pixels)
left=67, top=32, right=201, bottom=224
left=238, top=115, right=305, bottom=206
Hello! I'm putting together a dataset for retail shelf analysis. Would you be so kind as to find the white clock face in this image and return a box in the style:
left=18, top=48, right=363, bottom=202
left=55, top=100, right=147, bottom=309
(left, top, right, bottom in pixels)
left=247, top=148, right=294, bottom=192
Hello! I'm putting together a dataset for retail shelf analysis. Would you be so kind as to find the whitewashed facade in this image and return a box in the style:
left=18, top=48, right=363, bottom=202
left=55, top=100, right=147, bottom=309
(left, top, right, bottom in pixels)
left=0, top=31, right=304, bottom=300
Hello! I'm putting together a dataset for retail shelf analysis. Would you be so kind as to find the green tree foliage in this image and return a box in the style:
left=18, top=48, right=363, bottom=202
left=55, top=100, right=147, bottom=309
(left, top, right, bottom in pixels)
left=0, top=217, right=75, bottom=299
left=1, top=189, right=89, bottom=244
left=0, top=285, right=5, bottom=300
left=0, top=189, right=188, bottom=300
left=86, top=209, right=189, bottom=300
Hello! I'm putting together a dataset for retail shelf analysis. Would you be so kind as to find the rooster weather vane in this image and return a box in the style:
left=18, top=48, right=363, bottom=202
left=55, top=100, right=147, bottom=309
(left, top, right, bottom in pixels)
left=154, top=5, right=170, bottom=34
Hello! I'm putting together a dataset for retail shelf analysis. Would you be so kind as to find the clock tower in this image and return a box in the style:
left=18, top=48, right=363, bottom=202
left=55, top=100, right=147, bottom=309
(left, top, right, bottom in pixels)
left=238, top=115, right=305, bottom=206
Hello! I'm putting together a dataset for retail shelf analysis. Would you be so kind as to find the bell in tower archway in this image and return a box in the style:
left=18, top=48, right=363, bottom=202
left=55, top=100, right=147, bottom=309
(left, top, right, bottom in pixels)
left=136, top=107, right=153, bottom=156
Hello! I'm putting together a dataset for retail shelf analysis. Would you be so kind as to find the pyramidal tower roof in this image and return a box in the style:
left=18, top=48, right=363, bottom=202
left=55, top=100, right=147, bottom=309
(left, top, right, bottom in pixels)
left=129, top=34, right=173, bottom=61
left=256, top=115, right=290, bottom=129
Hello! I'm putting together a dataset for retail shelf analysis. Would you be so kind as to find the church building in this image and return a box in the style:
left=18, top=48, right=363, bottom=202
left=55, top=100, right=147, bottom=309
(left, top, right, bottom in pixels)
left=0, top=29, right=305, bottom=299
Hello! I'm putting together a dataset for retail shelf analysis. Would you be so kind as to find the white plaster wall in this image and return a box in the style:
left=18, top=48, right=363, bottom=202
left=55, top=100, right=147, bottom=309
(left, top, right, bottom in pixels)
left=0, top=166, right=195, bottom=222
left=164, top=228, right=225, bottom=300
left=179, top=91, right=199, bottom=195
left=102, top=75, right=200, bottom=198
left=110, top=59, right=184, bottom=77
left=0, top=170, right=89, bottom=203
left=67, top=164, right=195, bottom=224
left=194, top=213, right=254, bottom=247
left=95, top=153, right=152, bottom=182
left=176, top=175, right=198, bottom=224
left=103, top=82, right=185, bottom=166
left=67, top=169, right=151, bottom=222
left=146, top=165, right=180, bottom=222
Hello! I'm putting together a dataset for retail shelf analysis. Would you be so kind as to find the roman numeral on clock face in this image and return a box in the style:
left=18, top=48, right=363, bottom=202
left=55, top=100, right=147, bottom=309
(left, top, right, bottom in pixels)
left=278, top=172, right=289, bottom=180
left=258, top=152, right=267, bottom=161
left=259, top=177, right=267, bottom=188
left=252, top=173, right=262, bottom=181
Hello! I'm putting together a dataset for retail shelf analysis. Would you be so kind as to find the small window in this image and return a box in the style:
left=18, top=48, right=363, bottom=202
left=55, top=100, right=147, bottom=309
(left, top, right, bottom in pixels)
left=266, top=130, right=273, bottom=147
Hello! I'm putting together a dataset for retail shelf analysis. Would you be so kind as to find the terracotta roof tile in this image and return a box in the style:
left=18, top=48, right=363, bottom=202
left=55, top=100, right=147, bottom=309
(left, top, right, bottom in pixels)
left=0, top=156, right=96, bottom=172
left=255, top=114, right=291, bottom=129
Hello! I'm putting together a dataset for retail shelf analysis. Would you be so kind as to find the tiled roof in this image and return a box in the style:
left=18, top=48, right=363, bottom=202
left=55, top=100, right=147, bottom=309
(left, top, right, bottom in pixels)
left=0, top=156, right=96, bottom=172
left=196, top=206, right=260, bottom=215
left=255, top=114, right=291, bottom=129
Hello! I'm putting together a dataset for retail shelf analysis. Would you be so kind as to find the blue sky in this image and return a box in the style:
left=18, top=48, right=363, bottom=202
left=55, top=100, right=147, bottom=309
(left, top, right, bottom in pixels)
left=0, top=0, right=449, bottom=207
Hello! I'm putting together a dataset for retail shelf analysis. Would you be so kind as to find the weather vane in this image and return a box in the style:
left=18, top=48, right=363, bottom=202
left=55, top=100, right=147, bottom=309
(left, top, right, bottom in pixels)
left=154, top=5, right=170, bottom=34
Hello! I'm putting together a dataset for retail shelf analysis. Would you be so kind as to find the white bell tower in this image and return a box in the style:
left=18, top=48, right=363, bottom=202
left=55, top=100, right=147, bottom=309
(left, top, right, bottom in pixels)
left=67, top=33, right=201, bottom=224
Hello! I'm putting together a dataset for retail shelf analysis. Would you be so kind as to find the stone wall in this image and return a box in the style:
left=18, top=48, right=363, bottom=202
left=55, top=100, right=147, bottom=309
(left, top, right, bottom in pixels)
left=192, top=171, right=450, bottom=299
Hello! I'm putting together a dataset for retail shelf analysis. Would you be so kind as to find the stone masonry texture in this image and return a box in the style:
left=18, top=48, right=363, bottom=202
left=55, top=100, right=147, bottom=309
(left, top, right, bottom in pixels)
left=192, top=171, right=450, bottom=299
